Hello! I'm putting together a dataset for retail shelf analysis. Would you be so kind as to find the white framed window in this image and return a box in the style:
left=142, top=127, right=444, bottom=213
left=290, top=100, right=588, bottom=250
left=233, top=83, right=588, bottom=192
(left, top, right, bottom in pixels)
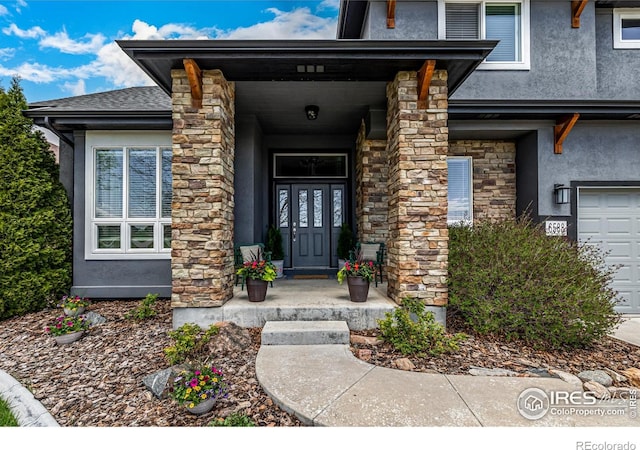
left=613, top=8, right=640, bottom=49
left=438, top=0, right=530, bottom=70
left=448, top=157, right=473, bottom=225
left=85, top=132, right=172, bottom=260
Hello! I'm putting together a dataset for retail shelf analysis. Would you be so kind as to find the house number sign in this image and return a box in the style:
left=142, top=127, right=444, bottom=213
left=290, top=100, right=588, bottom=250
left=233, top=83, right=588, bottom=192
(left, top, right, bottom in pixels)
left=545, top=220, right=567, bottom=237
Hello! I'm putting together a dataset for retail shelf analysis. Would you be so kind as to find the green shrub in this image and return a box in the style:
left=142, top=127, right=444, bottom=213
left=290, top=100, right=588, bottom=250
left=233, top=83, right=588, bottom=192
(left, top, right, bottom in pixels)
left=337, top=223, right=355, bottom=260
left=163, top=323, right=219, bottom=365
left=125, top=293, right=158, bottom=321
left=265, top=224, right=284, bottom=261
left=378, top=297, right=466, bottom=356
left=0, top=78, right=72, bottom=320
left=209, top=412, right=255, bottom=427
left=448, top=218, right=620, bottom=349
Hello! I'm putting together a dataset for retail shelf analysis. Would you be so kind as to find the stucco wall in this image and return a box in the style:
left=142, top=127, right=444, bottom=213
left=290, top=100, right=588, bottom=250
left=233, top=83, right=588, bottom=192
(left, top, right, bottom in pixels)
left=363, top=0, right=439, bottom=39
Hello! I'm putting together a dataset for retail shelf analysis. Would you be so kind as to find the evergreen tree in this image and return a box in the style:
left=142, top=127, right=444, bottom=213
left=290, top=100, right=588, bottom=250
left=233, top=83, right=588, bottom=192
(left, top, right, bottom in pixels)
left=0, top=77, right=72, bottom=319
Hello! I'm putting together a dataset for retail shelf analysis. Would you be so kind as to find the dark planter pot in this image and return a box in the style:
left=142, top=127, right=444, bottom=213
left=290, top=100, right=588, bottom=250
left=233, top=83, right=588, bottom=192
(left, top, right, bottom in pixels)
left=246, top=278, right=268, bottom=302
left=346, top=276, right=370, bottom=303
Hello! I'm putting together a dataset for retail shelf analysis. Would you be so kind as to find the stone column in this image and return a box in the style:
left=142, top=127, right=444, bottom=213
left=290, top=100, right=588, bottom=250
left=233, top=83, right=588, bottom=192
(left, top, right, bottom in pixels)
left=171, top=69, right=235, bottom=308
left=355, top=121, right=389, bottom=244
left=385, top=70, right=448, bottom=308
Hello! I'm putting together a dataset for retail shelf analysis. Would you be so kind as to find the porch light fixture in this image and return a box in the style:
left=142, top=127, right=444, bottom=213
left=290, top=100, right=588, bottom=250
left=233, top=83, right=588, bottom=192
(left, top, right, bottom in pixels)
left=554, top=184, right=571, bottom=205
left=305, top=105, right=319, bottom=120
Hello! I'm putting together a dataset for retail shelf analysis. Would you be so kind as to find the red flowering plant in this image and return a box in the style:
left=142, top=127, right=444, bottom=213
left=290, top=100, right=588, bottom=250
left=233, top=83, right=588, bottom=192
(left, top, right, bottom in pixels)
left=236, top=260, right=277, bottom=282
left=169, top=365, right=228, bottom=408
left=45, top=315, right=89, bottom=336
left=337, top=251, right=376, bottom=284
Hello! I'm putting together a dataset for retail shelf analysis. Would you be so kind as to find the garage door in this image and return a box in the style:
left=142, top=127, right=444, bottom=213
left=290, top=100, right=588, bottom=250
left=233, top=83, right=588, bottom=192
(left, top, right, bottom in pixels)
left=578, top=188, right=640, bottom=314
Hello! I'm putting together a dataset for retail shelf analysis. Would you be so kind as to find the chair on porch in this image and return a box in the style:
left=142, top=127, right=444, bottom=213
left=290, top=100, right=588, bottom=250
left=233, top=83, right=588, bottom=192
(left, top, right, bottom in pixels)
left=234, top=243, right=273, bottom=290
left=349, top=241, right=386, bottom=287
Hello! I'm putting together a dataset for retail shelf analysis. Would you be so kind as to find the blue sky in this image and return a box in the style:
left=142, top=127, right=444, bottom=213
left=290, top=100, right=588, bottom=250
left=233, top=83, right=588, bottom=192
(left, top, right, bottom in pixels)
left=0, top=0, right=340, bottom=102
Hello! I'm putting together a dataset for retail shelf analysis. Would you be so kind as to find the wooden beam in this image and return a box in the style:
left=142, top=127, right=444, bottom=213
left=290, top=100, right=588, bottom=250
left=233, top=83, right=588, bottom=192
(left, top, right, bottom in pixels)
left=183, top=58, right=203, bottom=108
left=417, top=60, right=436, bottom=109
left=572, top=0, right=588, bottom=28
left=554, top=113, right=580, bottom=154
left=387, top=0, right=396, bottom=28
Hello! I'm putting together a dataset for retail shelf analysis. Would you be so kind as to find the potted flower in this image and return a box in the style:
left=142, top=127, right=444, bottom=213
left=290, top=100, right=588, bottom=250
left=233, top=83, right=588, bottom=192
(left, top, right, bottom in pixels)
left=266, top=224, right=285, bottom=279
left=60, top=295, right=90, bottom=316
left=169, top=365, right=228, bottom=415
left=236, top=260, right=277, bottom=302
left=45, top=314, right=89, bottom=345
left=337, top=252, right=375, bottom=302
left=336, top=223, right=355, bottom=268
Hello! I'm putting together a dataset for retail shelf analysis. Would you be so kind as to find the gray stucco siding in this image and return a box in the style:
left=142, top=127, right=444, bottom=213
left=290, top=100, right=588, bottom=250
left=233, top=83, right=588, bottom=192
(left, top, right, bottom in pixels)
left=363, top=0, right=439, bottom=39
left=537, top=122, right=640, bottom=219
left=453, top=1, right=598, bottom=100
left=71, top=131, right=171, bottom=299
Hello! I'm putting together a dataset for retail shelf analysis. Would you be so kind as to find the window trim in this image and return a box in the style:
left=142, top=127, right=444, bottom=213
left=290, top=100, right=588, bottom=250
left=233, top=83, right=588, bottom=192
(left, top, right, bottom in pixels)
left=613, top=8, right=640, bottom=49
left=447, top=156, right=474, bottom=226
left=438, top=0, right=530, bottom=70
left=85, top=131, right=172, bottom=260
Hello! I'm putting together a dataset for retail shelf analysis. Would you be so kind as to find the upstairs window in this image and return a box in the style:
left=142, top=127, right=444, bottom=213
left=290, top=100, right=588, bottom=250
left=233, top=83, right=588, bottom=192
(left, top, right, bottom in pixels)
left=614, top=9, right=640, bottom=49
left=439, top=0, right=530, bottom=70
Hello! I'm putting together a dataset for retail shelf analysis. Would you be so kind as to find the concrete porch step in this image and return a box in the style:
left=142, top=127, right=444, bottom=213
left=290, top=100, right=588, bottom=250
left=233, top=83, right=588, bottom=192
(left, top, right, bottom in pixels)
left=261, top=320, right=350, bottom=345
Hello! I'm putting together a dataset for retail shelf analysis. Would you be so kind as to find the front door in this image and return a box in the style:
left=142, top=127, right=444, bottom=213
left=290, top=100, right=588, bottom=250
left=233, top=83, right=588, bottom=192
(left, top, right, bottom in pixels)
left=276, top=183, right=346, bottom=268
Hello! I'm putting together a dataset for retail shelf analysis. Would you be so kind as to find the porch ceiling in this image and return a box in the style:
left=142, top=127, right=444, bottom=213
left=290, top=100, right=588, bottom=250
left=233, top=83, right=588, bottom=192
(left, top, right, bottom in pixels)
left=117, top=39, right=497, bottom=97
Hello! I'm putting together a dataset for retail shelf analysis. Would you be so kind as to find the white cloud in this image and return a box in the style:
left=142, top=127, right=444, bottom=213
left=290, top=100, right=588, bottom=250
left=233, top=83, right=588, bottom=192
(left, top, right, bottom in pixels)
left=0, top=5, right=9, bottom=16
left=217, top=7, right=337, bottom=39
left=40, top=30, right=106, bottom=54
left=0, top=48, right=15, bottom=59
left=0, top=61, right=72, bottom=83
left=318, top=0, right=341, bottom=11
left=3, top=23, right=46, bottom=38
left=62, top=79, right=86, bottom=96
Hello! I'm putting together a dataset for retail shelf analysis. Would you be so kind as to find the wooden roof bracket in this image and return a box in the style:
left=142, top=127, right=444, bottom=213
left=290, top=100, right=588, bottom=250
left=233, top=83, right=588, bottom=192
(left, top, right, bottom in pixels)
left=183, top=58, right=203, bottom=108
left=572, top=0, right=588, bottom=28
left=417, top=60, right=436, bottom=109
left=554, top=113, right=580, bottom=154
left=387, top=0, right=396, bottom=28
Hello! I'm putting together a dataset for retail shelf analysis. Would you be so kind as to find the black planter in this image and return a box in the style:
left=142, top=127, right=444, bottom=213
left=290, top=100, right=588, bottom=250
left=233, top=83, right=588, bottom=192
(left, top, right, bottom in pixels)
left=246, top=278, right=268, bottom=302
left=346, top=276, right=370, bottom=302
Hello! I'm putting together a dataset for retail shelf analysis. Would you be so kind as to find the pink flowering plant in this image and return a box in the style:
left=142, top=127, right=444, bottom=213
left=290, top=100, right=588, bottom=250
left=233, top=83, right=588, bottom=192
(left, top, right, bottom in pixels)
left=170, top=365, right=228, bottom=408
left=236, top=260, right=277, bottom=282
left=45, top=315, right=89, bottom=336
left=59, top=295, right=90, bottom=312
left=337, top=251, right=376, bottom=284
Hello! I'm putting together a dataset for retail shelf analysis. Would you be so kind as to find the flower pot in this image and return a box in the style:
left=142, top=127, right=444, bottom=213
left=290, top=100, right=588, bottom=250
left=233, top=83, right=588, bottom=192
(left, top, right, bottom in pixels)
left=53, top=330, right=84, bottom=345
left=346, top=276, right=370, bottom=303
left=246, top=278, right=268, bottom=302
left=272, top=260, right=284, bottom=279
left=185, top=397, right=216, bottom=415
left=63, top=306, right=85, bottom=316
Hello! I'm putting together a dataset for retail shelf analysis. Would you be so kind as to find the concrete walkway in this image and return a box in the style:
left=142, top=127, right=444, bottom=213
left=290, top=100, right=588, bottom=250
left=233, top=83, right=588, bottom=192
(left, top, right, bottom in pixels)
left=0, top=370, right=58, bottom=427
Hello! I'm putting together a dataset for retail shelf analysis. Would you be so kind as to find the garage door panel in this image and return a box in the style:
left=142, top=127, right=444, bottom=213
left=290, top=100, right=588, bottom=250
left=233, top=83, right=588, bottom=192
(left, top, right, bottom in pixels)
left=578, top=188, right=640, bottom=314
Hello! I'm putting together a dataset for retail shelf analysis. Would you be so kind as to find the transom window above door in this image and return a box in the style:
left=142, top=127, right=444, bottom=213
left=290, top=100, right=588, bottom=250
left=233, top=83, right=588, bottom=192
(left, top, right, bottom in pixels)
left=438, top=0, right=530, bottom=70
left=273, top=153, right=348, bottom=178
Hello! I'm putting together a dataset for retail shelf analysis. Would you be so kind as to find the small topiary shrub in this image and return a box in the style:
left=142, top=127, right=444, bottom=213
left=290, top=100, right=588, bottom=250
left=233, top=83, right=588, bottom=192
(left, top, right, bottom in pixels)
left=209, top=412, right=255, bottom=427
left=125, top=293, right=158, bottom=321
left=448, top=217, right=620, bottom=349
left=378, top=297, right=466, bottom=356
left=163, top=323, right=219, bottom=365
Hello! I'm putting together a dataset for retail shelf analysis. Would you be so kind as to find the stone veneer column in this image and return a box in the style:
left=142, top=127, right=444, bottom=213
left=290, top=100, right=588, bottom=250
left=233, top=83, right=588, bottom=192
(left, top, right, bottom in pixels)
left=385, top=70, right=448, bottom=307
left=171, top=69, right=235, bottom=307
left=355, top=121, right=389, bottom=244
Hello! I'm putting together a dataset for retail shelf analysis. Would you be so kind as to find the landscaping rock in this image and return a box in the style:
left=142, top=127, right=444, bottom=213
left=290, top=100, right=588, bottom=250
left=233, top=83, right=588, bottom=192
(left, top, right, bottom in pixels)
left=583, top=381, right=611, bottom=399
left=351, top=335, right=383, bottom=346
left=356, top=349, right=372, bottom=361
left=548, top=369, right=584, bottom=391
left=577, top=370, right=613, bottom=387
left=526, top=368, right=558, bottom=378
left=604, top=368, right=627, bottom=384
left=622, top=368, right=640, bottom=388
left=608, top=387, right=634, bottom=399
left=206, top=321, right=252, bottom=357
left=84, top=311, right=107, bottom=326
left=393, top=358, right=415, bottom=371
left=142, top=365, right=187, bottom=399
left=468, top=367, right=518, bottom=377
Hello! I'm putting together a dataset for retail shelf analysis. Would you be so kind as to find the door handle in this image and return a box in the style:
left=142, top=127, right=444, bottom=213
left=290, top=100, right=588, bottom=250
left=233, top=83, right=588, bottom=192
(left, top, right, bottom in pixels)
left=293, top=222, right=297, bottom=242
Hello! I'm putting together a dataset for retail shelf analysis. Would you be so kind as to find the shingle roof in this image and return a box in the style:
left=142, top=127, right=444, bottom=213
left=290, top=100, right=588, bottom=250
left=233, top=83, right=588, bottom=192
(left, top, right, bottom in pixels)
left=28, top=86, right=170, bottom=112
